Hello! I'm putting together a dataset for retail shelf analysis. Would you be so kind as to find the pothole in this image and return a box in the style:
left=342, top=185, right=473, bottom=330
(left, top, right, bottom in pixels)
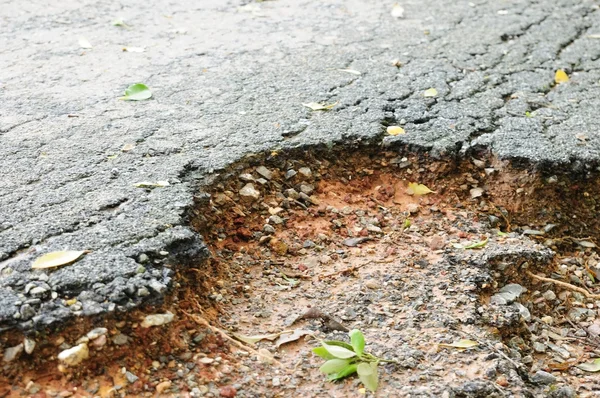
left=3, top=146, right=600, bottom=397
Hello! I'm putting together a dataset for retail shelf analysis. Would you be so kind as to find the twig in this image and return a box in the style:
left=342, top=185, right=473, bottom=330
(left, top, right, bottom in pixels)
left=182, top=310, right=283, bottom=367
left=526, top=271, right=600, bottom=299
left=322, top=259, right=394, bottom=278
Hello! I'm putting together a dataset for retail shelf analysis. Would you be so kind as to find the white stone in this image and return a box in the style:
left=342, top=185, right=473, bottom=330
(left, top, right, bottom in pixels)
left=3, top=343, right=24, bottom=362
left=24, top=338, right=36, bottom=354
left=141, top=312, right=175, bottom=328
left=58, top=343, right=89, bottom=366
left=86, top=327, right=108, bottom=340
left=239, top=183, right=260, bottom=201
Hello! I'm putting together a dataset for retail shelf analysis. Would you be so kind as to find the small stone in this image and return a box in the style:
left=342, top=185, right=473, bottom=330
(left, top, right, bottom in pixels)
left=263, top=224, right=276, bottom=234
left=268, top=207, right=284, bottom=215
left=428, top=235, right=445, bottom=250
left=285, top=169, right=297, bottom=179
left=470, top=187, right=484, bottom=199
left=255, top=166, right=273, bottom=180
left=149, top=280, right=167, bottom=294
left=268, top=215, right=284, bottom=225
left=125, top=371, right=139, bottom=384
left=405, top=203, right=419, bottom=214
left=87, top=328, right=108, bottom=340
left=156, top=381, right=172, bottom=394
left=548, top=386, right=577, bottom=398
left=20, top=304, right=36, bottom=320
left=29, top=286, right=48, bottom=296
left=141, top=312, right=175, bottom=328
left=365, top=280, right=380, bottom=290
left=495, top=375, right=508, bottom=387
left=587, top=322, right=600, bottom=336
left=138, top=253, right=149, bottom=264
left=366, top=224, right=382, bottom=233
left=303, top=240, right=315, bottom=248
left=91, top=334, right=107, bottom=350
left=219, top=385, right=237, bottom=398
left=239, top=173, right=254, bottom=182
left=531, top=370, right=556, bottom=385
left=532, top=342, right=547, bottom=353
left=239, top=183, right=260, bottom=201
left=284, top=189, right=299, bottom=201
left=112, top=334, right=129, bottom=345
left=299, top=184, right=314, bottom=195
left=541, top=315, right=554, bottom=325
left=24, top=338, right=36, bottom=354
left=272, top=377, right=281, bottom=387
left=512, top=302, right=531, bottom=321
left=137, top=287, right=150, bottom=297
left=58, top=343, right=89, bottom=366
left=269, top=239, right=288, bottom=256
left=258, top=348, right=274, bottom=364
left=542, top=290, right=556, bottom=301
left=256, top=178, right=268, bottom=185
left=3, top=343, right=24, bottom=362
left=298, top=167, right=312, bottom=178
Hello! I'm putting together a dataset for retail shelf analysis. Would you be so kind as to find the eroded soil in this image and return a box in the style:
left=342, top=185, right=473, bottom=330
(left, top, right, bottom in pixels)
left=3, top=149, right=600, bottom=397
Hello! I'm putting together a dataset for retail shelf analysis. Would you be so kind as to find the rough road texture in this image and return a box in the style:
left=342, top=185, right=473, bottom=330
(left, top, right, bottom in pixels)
left=1, top=0, right=600, bottom=331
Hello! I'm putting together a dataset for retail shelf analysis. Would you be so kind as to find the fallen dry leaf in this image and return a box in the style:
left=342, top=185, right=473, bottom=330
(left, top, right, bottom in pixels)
left=406, top=182, right=435, bottom=196
left=302, top=102, right=338, bottom=111
left=275, top=329, right=314, bottom=347
left=439, top=339, right=479, bottom=349
left=32, top=250, right=87, bottom=269
left=386, top=126, right=405, bottom=136
left=423, top=88, right=438, bottom=98
left=555, top=69, right=569, bottom=84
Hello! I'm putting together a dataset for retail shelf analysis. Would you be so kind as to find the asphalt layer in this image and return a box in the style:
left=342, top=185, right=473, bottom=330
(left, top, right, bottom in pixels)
left=1, top=0, right=600, bottom=332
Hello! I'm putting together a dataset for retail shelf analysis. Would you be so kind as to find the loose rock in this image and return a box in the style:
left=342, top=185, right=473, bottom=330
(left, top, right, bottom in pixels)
left=58, top=343, right=89, bottom=366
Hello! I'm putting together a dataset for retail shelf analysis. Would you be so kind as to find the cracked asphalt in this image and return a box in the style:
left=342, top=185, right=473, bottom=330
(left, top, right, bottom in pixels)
left=1, top=0, right=600, bottom=332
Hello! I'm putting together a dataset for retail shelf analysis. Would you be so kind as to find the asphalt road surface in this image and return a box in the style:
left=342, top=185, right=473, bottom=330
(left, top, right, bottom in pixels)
left=1, top=0, right=600, bottom=331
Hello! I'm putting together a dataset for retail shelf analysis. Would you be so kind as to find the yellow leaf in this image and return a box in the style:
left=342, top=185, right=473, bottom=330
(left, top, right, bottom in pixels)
left=439, top=339, right=479, bottom=349
left=121, top=143, right=135, bottom=152
left=406, top=182, right=435, bottom=196
left=555, top=69, right=569, bottom=84
left=302, top=102, right=338, bottom=111
left=32, top=251, right=87, bottom=269
left=386, top=126, right=405, bottom=136
left=78, top=37, right=92, bottom=49
left=424, top=88, right=438, bottom=97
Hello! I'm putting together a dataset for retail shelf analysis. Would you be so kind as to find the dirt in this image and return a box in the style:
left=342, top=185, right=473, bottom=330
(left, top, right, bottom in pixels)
left=3, top=148, right=600, bottom=397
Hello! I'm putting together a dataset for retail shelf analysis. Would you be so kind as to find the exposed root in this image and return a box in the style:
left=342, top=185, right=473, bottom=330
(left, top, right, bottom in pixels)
left=182, top=310, right=284, bottom=367
left=526, top=271, right=600, bottom=300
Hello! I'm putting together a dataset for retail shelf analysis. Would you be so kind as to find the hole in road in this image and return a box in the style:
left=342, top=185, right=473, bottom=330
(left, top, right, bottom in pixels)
left=4, top=146, right=600, bottom=396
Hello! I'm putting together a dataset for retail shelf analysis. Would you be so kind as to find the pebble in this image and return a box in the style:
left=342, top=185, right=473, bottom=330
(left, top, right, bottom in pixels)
left=285, top=169, right=297, bottom=179
left=3, top=343, right=24, bottom=362
left=531, top=370, right=556, bottom=385
left=428, top=235, right=445, bottom=250
left=272, top=377, right=281, bottom=387
left=239, top=173, right=254, bottom=182
left=548, top=386, right=577, bottom=398
left=141, top=312, right=175, bottom=328
left=587, top=322, right=600, bottom=336
left=542, top=290, right=556, bottom=301
left=199, top=357, right=214, bottom=364
left=125, top=371, right=139, bottom=384
left=58, top=343, right=89, bottom=366
left=406, top=203, right=419, bottom=214
left=365, top=280, right=380, bottom=290
left=24, top=337, right=36, bottom=354
left=112, top=334, right=129, bottom=345
left=256, top=166, right=273, bottom=180
left=87, top=328, right=108, bottom=340
left=298, top=167, right=312, bottom=178
left=268, top=215, right=284, bottom=225
left=532, top=342, right=547, bottom=353
left=239, top=183, right=260, bottom=201
left=299, top=184, right=314, bottom=195
left=220, top=385, right=237, bottom=397
left=285, top=188, right=300, bottom=199
left=91, top=334, right=107, bottom=349
left=156, top=381, right=172, bottom=394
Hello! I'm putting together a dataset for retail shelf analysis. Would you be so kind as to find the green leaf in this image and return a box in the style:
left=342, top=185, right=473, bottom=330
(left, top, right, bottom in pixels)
left=312, top=346, right=336, bottom=360
left=439, top=339, right=479, bottom=349
left=349, top=329, right=365, bottom=357
left=112, top=18, right=128, bottom=27
left=322, top=341, right=356, bottom=359
left=464, top=238, right=488, bottom=249
left=577, top=358, right=600, bottom=372
left=324, top=340, right=355, bottom=351
left=357, top=362, right=379, bottom=392
left=120, top=83, right=152, bottom=101
left=327, top=363, right=358, bottom=380
left=319, top=359, right=351, bottom=374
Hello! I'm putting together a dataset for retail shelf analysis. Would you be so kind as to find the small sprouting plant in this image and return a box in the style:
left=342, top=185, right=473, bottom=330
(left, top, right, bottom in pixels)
left=312, top=329, right=396, bottom=392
